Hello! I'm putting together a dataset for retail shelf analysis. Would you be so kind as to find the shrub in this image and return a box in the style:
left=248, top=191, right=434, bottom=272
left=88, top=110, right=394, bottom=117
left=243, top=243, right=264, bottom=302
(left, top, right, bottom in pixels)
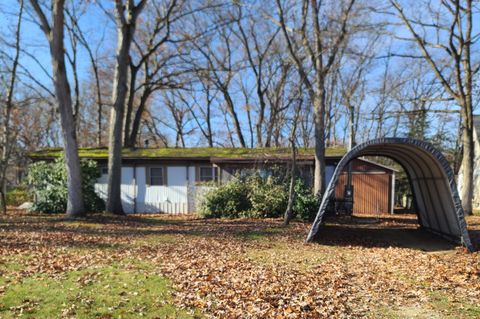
left=293, top=179, right=319, bottom=221
left=199, top=178, right=250, bottom=218
left=247, top=175, right=288, bottom=218
left=27, top=158, right=105, bottom=213
left=6, top=186, right=31, bottom=206
left=199, top=173, right=319, bottom=220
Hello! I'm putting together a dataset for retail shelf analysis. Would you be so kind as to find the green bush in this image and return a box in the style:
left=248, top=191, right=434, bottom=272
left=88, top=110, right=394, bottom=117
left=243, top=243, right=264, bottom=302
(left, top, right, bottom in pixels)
left=199, top=174, right=319, bottom=220
left=247, top=175, right=288, bottom=218
left=6, top=186, right=31, bottom=206
left=293, top=180, right=319, bottom=221
left=27, top=158, right=105, bottom=213
left=199, top=178, right=251, bottom=218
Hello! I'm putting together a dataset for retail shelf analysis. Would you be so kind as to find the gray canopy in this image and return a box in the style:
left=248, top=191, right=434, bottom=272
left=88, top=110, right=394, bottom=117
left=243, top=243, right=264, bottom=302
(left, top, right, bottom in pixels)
left=306, top=138, right=474, bottom=252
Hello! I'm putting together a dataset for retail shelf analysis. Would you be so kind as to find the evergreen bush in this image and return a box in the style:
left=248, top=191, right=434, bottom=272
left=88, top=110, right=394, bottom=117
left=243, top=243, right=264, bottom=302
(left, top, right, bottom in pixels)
left=247, top=175, right=288, bottom=218
left=293, top=179, right=319, bottom=221
left=27, top=158, right=105, bottom=213
left=199, top=173, right=320, bottom=220
left=198, top=178, right=251, bottom=218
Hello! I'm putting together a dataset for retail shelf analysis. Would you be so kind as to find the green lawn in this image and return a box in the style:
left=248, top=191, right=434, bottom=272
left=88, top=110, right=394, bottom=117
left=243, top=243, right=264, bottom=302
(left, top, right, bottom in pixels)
left=0, top=256, right=197, bottom=318
left=1, top=264, right=192, bottom=318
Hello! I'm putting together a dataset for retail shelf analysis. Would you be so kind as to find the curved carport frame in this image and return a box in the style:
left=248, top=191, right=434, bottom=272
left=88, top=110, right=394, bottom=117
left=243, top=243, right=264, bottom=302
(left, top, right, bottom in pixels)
left=306, top=138, right=474, bottom=252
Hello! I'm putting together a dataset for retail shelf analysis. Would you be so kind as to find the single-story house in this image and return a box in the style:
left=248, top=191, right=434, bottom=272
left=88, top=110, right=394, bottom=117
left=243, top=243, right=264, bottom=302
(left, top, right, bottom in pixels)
left=29, top=147, right=395, bottom=215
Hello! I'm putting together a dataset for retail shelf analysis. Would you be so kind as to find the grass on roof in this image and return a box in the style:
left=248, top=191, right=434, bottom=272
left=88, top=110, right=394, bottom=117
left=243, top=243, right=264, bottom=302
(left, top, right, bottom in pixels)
left=29, top=146, right=347, bottom=159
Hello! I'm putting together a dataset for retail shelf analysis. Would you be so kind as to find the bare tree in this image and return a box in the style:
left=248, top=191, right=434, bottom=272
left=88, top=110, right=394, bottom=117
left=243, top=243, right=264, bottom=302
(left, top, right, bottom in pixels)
left=161, top=91, right=195, bottom=148
left=0, top=0, right=24, bottom=213
left=276, top=0, right=357, bottom=197
left=338, top=36, right=378, bottom=148
left=389, top=0, right=479, bottom=214
left=66, top=5, right=107, bottom=146
left=29, top=0, right=85, bottom=216
left=123, top=0, right=178, bottom=147
left=126, top=51, right=185, bottom=147
left=190, top=21, right=247, bottom=148
left=187, top=76, right=217, bottom=147
left=106, top=0, right=146, bottom=215
left=264, top=62, right=291, bottom=147
left=233, top=5, right=279, bottom=147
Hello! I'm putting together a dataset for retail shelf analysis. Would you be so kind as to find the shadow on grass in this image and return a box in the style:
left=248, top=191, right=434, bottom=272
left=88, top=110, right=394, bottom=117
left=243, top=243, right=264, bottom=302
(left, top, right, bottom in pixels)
left=305, top=213, right=473, bottom=252
left=0, top=212, right=298, bottom=250
left=2, top=212, right=476, bottom=252
left=311, top=224, right=456, bottom=252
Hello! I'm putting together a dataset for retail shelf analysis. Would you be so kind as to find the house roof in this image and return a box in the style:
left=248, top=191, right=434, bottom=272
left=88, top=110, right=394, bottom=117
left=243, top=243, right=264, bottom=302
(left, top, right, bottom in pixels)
left=29, top=146, right=347, bottom=161
left=29, top=146, right=397, bottom=172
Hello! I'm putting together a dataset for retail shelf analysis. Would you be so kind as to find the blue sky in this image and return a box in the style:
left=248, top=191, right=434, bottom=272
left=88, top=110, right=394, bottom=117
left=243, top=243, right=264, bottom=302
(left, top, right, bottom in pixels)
left=0, top=0, right=477, bottom=148
left=0, top=0, right=115, bottom=87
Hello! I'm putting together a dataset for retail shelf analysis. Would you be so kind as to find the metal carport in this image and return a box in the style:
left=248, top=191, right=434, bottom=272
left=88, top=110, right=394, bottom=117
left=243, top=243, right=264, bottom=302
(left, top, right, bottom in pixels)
left=306, top=138, right=474, bottom=252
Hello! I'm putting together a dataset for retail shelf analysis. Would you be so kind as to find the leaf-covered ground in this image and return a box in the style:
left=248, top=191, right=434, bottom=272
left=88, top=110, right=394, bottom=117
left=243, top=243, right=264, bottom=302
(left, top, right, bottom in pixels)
left=0, top=211, right=479, bottom=318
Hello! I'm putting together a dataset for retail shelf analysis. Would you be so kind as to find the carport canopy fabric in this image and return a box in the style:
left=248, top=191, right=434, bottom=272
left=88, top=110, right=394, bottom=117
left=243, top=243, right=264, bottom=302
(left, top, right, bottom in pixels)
left=306, top=138, right=474, bottom=252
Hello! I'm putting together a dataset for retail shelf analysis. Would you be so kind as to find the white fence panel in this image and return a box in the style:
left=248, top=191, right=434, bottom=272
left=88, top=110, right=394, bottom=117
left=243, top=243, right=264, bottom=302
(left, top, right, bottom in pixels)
left=95, top=165, right=212, bottom=214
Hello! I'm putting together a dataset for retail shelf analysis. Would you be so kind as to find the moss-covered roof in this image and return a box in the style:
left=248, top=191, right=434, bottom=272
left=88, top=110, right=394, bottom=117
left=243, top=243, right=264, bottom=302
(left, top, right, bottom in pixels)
left=29, top=146, right=347, bottom=160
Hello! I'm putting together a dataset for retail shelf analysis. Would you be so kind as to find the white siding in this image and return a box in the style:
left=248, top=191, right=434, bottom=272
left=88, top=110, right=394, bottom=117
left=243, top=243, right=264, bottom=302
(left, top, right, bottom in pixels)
left=95, top=167, right=136, bottom=213
left=138, top=166, right=188, bottom=214
left=95, top=163, right=336, bottom=214
left=96, top=165, right=191, bottom=214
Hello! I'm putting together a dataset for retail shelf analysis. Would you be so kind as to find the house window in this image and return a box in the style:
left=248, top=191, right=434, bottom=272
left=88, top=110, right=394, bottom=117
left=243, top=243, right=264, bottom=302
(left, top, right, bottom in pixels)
left=149, top=167, right=165, bottom=185
left=100, top=167, right=108, bottom=175
left=198, top=166, right=218, bottom=182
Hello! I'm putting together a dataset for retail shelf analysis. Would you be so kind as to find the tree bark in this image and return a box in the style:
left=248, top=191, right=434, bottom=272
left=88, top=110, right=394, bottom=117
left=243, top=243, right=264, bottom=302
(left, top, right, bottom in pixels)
left=222, top=89, right=246, bottom=148
left=460, top=108, right=474, bottom=215
left=106, top=0, right=146, bottom=215
left=348, top=102, right=355, bottom=150
left=30, top=0, right=85, bottom=217
left=313, top=92, right=326, bottom=197
left=128, top=87, right=151, bottom=147
left=284, top=138, right=297, bottom=225
left=123, top=64, right=139, bottom=147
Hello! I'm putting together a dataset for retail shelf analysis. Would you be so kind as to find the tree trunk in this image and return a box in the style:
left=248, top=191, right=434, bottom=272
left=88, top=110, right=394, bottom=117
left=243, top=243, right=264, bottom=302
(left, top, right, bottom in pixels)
left=222, top=90, right=246, bottom=148
left=313, top=92, right=326, bottom=198
left=284, top=138, right=297, bottom=225
left=95, top=65, right=103, bottom=146
left=128, top=87, right=151, bottom=147
left=348, top=103, right=355, bottom=150
left=72, top=16, right=104, bottom=147
left=255, top=78, right=266, bottom=147
left=49, top=0, right=85, bottom=216
left=107, top=25, right=133, bottom=215
left=106, top=0, right=146, bottom=214
left=460, top=0, right=474, bottom=215
left=123, top=65, right=138, bottom=147
left=460, top=115, right=474, bottom=215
